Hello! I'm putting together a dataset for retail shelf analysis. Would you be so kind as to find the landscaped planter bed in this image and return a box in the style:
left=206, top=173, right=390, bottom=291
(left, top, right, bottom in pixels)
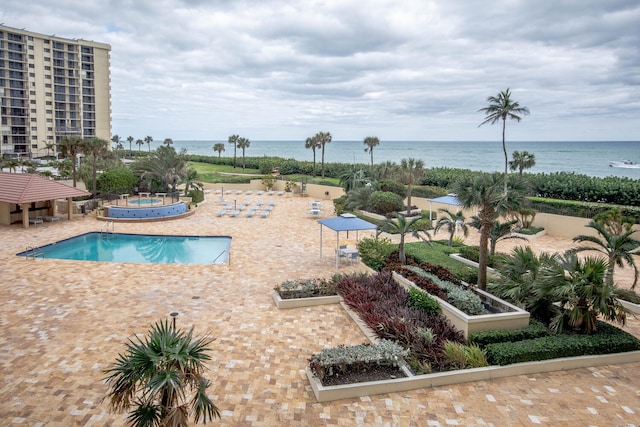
left=272, top=291, right=342, bottom=309
left=449, top=253, right=497, bottom=274
left=392, top=272, right=529, bottom=339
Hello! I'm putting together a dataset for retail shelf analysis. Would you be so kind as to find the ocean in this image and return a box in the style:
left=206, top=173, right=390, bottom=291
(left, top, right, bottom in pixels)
left=141, top=140, right=640, bottom=179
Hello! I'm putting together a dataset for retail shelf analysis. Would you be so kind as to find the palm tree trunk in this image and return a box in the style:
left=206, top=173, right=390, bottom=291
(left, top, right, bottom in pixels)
left=502, top=118, right=508, bottom=196
left=312, top=150, right=316, bottom=176
left=406, top=183, right=412, bottom=215
left=321, top=145, right=325, bottom=178
left=399, top=235, right=406, bottom=263
left=370, top=149, right=374, bottom=167
left=478, top=223, right=490, bottom=290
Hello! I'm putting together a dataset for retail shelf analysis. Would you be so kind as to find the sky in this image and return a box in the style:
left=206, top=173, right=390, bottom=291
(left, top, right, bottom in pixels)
left=2, top=1, right=639, bottom=141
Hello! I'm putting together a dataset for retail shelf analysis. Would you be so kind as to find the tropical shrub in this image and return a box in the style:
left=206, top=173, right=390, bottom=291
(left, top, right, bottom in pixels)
left=357, top=237, right=395, bottom=271
left=308, top=340, right=408, bottom=383
left=408, top=287, right=441, bottom=315
left=274, top=276, right=339, bottom=299
left=442, top=341, right=488, bottom=369
left=378, top=179, right=405, bottom=197
left=187, top=189, right=204, bottom=204
left=96, top=167, right=137, bottom=194
left=369, top=191, right=404, bottom=215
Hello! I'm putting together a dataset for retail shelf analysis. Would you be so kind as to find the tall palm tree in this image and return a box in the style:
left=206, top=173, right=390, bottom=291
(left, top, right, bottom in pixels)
left=133, top=146, right=188, bottom=193
left=399, top=158, right=424, bottom=215
left=434, top=208, right=468, bottom=246
left=454, top=173, right=526, bottom=290
left=305, top=135, right=320, bottom=176
left=103, top=319, right=220, bottom=426
left=236, top=137, right=250, bottom=169
left=478, top=88, right=530, bottom=195
left=126, top=136, right=134, bottom=157
left=372, top=161, right=398, bottom=181
left=316, top=131, right=332, bottom=178
left=111, top=135, right=122, bottom=152
left=228, top=134, right=239, bottom=168
left=469, top=218, right=526, bottom=256
left=213, top=143, right=225, bottom=157
left=539, top=253, right=627, bottom=334
left=182, top=168, right=204, bottom=196
left=363, top=136, right=380, bottom=167
left=59, top=135, right=83, bottom=187
left=144, top=136, right=153, bottom=152
left=43, top=141, right=57, bottom=158
left=509, top=150, right=536, bottom=177
left=377, top=214, right=431, bottom=264
left=82, top=137, right=109, bottom=197
left=135, top=139, right=144, bottom=153
left=163, top=137, right=173, bottom=147
left=571, top=209, right=640, bottom=288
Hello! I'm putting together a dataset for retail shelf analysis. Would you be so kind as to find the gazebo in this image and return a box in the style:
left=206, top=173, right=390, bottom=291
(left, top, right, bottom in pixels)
left=0, top=172, right=90, bottom=228
left=318, top=213, right=377, bottom=269
left=429, top=194, right=462, bottom=218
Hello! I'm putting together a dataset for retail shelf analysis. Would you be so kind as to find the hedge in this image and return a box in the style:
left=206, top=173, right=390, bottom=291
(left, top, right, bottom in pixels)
left=482, top=322, right=640, bottom=366
left=468, top=320, right=549, bottom=346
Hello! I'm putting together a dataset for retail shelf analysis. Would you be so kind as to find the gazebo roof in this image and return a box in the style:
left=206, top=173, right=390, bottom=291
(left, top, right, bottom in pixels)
left=0, top=172, right=90, bottom=204
left=430, top=195, right=461, bottom=206
left=318, top=213, right=377, bottom=232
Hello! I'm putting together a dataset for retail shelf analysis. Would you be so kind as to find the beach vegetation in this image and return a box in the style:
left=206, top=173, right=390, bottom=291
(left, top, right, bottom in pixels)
left=228, top=134, right=239, bottom=168
left=145, top=136, right=154, bottom=152
left=212, top=143, right=225, bottom=157
left=509, top=150, right=536, bottom=176
left=236, top=136, right=251, bottom=169
left=103, top=319, right=220, bottom=426
left=305, top=134, right=321, bottom=176
left=133, top=145, right=188, bottom=193
left=369, top=191, right=404, bottom=215
left=316, top=131, right=333, bottom=178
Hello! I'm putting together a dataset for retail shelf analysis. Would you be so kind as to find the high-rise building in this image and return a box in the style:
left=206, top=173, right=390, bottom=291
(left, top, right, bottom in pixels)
left=0, top=24, right=111, bottom=159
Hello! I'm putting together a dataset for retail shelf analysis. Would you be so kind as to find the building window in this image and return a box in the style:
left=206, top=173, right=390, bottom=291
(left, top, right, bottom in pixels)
left=30, top=90, right=36, bottom=95
left=30, top=109, right=36, bottom=113
left=44, top=47, right=50, bottom=53
left=44, top=66, right=51, bottom=71
left=28, top=54, right=34, bottom=59
left=28, top=45, right=34, bottom=50
left=46, top=118, right=52, bottom=123
left=32, top=136, right=38, bottom=141
left=46, top=109, right=53, bottom=114
left=45, top=83, right=52, bottom=88
left=31, top=127, right=37, bottom=131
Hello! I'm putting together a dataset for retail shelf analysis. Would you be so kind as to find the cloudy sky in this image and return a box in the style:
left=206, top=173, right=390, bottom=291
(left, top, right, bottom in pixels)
left=2, top=1, right=639, bottom=141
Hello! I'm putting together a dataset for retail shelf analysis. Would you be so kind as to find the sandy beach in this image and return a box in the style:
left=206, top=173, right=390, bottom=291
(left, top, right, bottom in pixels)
left=0, top=190, right=638, bottom=426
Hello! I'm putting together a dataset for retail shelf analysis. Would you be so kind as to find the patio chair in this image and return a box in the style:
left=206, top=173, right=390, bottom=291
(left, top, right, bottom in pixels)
left=29, top=216, right=44, bottom=226
left=246, top=209, right=256, bottom=218
left=260, top=210, right=270, bottom=218
left=216, top=209, right=226, bottom=217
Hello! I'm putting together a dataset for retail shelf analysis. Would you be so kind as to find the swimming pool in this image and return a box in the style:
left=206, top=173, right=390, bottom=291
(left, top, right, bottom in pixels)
left=128, top=198, right=162, bottom=205
left=18, top=232, right=231, bottom=264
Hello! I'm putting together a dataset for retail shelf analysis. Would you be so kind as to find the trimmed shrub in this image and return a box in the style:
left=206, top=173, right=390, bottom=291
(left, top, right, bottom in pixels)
left=97, top=167, right=137, bottom=194
left=187, top=189, right=204, bottom=204
left=483, top=322, right=640, bottom=365
left=275, top=276, right=339, bottom=299
left=468, top=320, right=549, bottom=346
left=369, top=191, right=404, bottom=215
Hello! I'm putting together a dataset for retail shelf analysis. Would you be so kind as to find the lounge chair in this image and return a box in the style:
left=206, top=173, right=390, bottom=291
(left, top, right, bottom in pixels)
left=216, top=209, right=226, bottom=217
left=260, top=210, right=270, bottom=218
left=29, top=216, right=43, bottom=226
left=246, top=210, right=256, bottom=218
left=236, top=190, right=243, bottom=195
left=225, top=190, right=232, bottom=195
left=245, top=190, right=253, bottom=195
left=243, top=199, right=251, bottom=206
left=277, top=191, right=284, bottom=196
left=229, top=210, right=240, bottom=217
left=268, top=190, right=275, bottom=195
left=269, top=200, right=276, bottom=206
left=42, top=215, right=60, bottom=222
left=256, top=200, right=264, bottom=206
left=257, top=190, right=264, bottom=195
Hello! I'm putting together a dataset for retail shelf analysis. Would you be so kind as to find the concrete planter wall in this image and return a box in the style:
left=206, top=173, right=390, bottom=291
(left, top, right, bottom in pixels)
left=307, top=351, right=640, bottom=402
left=392, top=272, right=529, bottom=339
left=449, top=253, right=497, bottom=274
left=271, top=291, right=342, bottom=309
left=512, top=228, right=547, bottom=241
left=619, top=298, right=640, bottom=315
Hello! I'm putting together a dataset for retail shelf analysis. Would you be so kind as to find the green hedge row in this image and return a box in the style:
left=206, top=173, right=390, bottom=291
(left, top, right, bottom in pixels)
left=528, top=197, right=640, bottom=223
left=482, top=322, right=640, bottom=366
left=468, top=320, right=549, bottom=346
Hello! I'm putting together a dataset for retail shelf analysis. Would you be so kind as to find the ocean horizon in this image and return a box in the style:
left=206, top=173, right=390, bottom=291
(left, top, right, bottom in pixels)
left=138, top=140, right=640, bottom=179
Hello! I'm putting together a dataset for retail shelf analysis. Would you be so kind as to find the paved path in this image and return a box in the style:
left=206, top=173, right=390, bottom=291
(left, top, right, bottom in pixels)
left=0, top=192, right=638, bottom=426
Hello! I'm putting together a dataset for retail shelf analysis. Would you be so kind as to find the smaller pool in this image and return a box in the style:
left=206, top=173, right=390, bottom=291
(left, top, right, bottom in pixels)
left=18, top=232, right=231, bottom=264
left=128, top=198, right=162, bottom=205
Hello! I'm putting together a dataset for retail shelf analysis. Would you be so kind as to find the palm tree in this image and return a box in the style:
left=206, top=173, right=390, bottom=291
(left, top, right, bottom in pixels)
left=59, top=135, right=83, bottom=187
left=454, top=173, right=526, bottom=290
left=509, top=150, right=536, bottom=177
left=571, top=209, right=640, bottom=288
left=539, top=253, right=627, bottom=334
left=144, top=136, right=153, bottom=152
left=434, top=208, right=468, bottom=246
left=372, top=161, right=398, bottom=181
left=103, top=319, right=220, bottom=426
left=377, top=214, right=431, bottom=264
left=82, top=137, right=109, bottom=197
left=135, top=139, right=144, bottom=153
left=236, top=137, right=250, bottom=169
left=126, top=136, right=134, bottom=157
left=182, top=168, right=204, bottom=196
left=478, top=88, right=530, bottom=195
left=305, top=135, right=320, bottom=176
left=363, top=136, right=380, bottom=167
left=339, top=166, right=370, bottom=192
left=316, top=131, right=332, bottom=178
left=228, top=134, right=239, bottom=168
left=490, top=246, right=558, bottom=324
left=163, top=137, right=173, bottom=147
left=133, top=146, right=188, bottom=193
left=111, top=135, right=122, bottom=152
left=213, top=143, right=225, bottom=157
left=43, top=141, right=57, bottom=158
left=469, top=218, right=526, bottom=256
left=399, top=158, right=424, bottom=215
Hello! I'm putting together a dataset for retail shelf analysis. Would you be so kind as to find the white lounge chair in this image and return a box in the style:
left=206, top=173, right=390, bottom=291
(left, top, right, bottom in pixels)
left=229, top=210, right=240, bottom=217
left=236, top=190, right=243, bottom=195
left=268, top=190, right=275, bottom=195
left=277, top=191, right=284, bottom=196
left=29, top=216, right=43, bottom=226
left=269, top=200, right=276, bottom=206
left=216, top=209, right=226, bottom=217
left=260, top=210, right=270, bottom=218
left=257, top=190, right=264, bottom=195
left=246, top=210, right=256, bottom=218
left=245, top=190, right=253, bottom=195
left=42, top=215, right=60, bottom=222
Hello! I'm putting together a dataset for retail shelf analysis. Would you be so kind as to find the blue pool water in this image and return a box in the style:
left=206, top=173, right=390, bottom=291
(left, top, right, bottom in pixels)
left=128, top=198, right=162, bottom=205
left=18, top=232, right=231, bottom=264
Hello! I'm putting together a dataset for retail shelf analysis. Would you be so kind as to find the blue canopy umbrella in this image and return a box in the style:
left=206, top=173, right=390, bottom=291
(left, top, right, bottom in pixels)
left=318, top=213, right=377, bottom=268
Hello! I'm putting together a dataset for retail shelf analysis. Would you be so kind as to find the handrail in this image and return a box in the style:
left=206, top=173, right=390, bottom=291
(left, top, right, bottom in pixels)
left=101, top=221, right=114, bottom=235
left=212, top=250, right=226, bottom=264
left=25, top=245, right=42, bottom=259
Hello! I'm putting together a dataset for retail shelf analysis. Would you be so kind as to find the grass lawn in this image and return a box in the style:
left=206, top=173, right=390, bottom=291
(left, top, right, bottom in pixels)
left=405, top=240, right=478, bottom=283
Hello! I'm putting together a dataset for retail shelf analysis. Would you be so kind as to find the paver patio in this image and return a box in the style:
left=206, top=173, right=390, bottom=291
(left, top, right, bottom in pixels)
left=0, top=190, right=639, bottom=426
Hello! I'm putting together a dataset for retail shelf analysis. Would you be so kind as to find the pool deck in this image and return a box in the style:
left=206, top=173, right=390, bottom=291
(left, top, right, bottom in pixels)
left=0, top=190, right=639, bottom=426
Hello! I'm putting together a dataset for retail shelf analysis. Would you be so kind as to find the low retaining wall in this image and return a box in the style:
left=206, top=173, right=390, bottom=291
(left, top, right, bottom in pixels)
left=106, top=202, right=188, bottom=219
